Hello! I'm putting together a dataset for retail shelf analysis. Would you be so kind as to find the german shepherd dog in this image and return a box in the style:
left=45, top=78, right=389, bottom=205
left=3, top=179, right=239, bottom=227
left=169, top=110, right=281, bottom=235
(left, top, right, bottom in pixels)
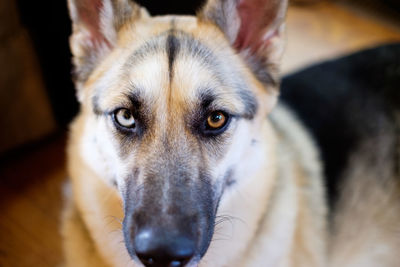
left=63, top=0, right=400, bottom=266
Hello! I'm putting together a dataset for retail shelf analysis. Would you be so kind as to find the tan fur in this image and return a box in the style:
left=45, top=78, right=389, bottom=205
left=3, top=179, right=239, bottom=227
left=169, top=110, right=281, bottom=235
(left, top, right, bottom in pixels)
left=66, top=113, right=129, bottom=267
left=63, top=1, right=400, bottom=266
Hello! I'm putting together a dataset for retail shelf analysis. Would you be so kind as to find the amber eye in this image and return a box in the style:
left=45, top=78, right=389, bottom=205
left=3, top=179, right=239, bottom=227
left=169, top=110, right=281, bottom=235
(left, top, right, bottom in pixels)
left=207, top=111, right=227, bottom=129
left=114, top=108, right=135, bottom=128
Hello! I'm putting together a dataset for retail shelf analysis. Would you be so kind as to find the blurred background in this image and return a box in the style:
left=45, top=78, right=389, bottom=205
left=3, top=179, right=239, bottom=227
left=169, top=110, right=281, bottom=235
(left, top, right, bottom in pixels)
left=0, top=0, right=399, bottom=266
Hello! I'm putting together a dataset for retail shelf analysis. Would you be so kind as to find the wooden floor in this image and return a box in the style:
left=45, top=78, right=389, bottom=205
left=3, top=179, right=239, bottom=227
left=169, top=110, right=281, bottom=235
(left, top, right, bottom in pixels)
left=1, top=1, right=400, bottom=266
left=0, top=135, right=67, bottom=267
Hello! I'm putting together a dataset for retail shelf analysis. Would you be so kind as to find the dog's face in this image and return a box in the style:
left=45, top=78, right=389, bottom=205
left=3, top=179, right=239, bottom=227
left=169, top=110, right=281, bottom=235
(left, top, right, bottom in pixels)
left=68, top=0, right=287, bottom=266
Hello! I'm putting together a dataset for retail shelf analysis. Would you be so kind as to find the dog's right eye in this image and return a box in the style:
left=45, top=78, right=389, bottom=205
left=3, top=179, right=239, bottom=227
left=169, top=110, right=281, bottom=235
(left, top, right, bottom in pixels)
left=113, top=108, right=136, bottom=129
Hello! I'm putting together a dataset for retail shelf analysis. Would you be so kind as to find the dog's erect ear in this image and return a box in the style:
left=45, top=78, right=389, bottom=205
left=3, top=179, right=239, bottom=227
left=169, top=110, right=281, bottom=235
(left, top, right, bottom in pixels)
left=68, top=0, right=146, bottom=92
left=199, top=0, right=288, bottom=88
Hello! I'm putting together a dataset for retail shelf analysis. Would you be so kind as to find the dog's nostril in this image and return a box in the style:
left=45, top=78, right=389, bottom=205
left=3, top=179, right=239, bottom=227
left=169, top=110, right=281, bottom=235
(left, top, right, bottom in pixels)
left=134, top=229, right=195, bottom=267
left=136, top=251, right=191, bottom=267
left=137, top=257, right=185, bottom=267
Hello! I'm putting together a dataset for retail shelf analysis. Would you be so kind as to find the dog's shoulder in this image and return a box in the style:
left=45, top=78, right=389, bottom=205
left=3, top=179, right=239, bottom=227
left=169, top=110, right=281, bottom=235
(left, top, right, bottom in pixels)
left=279, top=45, right=400, bottom=266
left=280, top=44, right=400, bottom=209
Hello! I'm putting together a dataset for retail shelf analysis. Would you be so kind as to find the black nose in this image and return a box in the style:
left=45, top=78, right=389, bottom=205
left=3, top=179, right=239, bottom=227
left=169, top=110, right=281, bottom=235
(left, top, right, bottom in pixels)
left=134, top=229, right=196, bottom=267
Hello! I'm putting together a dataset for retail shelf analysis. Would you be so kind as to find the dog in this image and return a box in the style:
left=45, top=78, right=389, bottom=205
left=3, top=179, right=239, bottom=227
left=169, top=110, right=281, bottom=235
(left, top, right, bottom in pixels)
left=62, top=0, right=400, bottom=266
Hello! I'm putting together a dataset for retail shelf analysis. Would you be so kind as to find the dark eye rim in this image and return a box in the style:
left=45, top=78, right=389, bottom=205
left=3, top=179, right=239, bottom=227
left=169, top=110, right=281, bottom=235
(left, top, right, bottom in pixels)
left=111, top=108, right=137, bottom=132
left=202, top=110, right=232, bottom=136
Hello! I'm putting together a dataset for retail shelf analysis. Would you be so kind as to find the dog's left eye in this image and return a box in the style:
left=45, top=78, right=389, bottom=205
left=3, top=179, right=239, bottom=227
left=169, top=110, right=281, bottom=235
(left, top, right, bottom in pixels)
left=114, top=108, right=135, bottom=128
left=207, top=111, right=227, bottom=129
left=202, top=111, right=230, bottom=136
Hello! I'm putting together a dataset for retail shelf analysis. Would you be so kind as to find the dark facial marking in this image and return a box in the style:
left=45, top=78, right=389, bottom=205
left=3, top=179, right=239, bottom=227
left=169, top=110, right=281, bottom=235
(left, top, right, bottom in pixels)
left=123, top=30, right=220, bottom=82
left=181, top=33, right=219, bottom=70
left=189, top=91, right=226, bottom=138
left=110, top=91, right=147, bottom=138
left=197, top=88, right=257, bottom=120
left=105, top=90, right=155, bottom=158
left=223, top=168, right=236, bottom=188
left=121, top=92, right=150, bottom=137
left=199, top=89, right=217, bottom=110
left=124, top=39, right=164, bottom=68
left=238, top=89, right=258, bottom=119
left=166, top=33, right=180, bottom=82
left=249, top=54, right=279, bottom=88
left=92, top=94, right=103, bottom=115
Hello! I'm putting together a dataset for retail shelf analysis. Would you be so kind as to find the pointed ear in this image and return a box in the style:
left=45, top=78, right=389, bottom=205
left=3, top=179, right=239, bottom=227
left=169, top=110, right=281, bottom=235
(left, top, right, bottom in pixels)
left=199, top=0, right=288, bottom=88
left=68, top=0, right=147, bottom=91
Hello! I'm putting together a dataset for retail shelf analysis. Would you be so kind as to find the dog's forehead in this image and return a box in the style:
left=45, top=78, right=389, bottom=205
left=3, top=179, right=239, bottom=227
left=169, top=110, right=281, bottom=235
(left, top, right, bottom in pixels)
left=90, top=16, right=256, bottom=117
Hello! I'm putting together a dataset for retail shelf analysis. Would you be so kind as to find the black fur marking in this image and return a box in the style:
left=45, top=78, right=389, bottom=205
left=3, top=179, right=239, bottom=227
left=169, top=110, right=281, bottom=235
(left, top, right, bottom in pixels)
left=92, top=94, right=103, bottom=115
left=224, top=169, right=236, bottom=188
left=199, top=90, right=216, bottom=110
left=123, top=30, right=219, bottom=76
left=280, top=43, right=400, bottom=210
left=250, top=55, right=279, bottom=88
left=124, top=39, right=164, bottom=68
left=196, top=88, right=256, bottom=122
left=189, top=91, right=232, bottom=140
left=238, top=90, right=258, bottom=119
left=110, top=91, right=155, bottom=159
left=111, top=92, right=147, bottom=139
left=182, top=34, right=219, bottom=70
left=126, top=30, right=255, bottom=100
left=166, top=33, right=180, bottom=82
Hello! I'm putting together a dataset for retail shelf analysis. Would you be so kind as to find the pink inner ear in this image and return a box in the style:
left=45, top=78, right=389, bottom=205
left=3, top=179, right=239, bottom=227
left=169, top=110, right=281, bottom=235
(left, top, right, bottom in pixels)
left=234, top=0, right=279, bottom=52
left=77, top=0, right=111, bottom=49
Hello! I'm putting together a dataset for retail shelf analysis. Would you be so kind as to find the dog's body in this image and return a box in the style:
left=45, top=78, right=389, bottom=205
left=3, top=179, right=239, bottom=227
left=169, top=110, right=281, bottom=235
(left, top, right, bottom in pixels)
left=63, top=0, right=400, bottom=266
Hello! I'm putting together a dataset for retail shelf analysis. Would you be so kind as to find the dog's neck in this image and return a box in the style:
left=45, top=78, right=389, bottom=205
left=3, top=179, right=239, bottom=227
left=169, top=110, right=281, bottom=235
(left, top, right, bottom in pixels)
left=201, top=104, right=327, bottom=267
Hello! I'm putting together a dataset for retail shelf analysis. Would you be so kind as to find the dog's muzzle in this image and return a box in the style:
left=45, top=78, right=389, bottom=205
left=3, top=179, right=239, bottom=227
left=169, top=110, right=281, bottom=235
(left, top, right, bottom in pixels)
left=122, top=154, right=219, bottom=266
left=123, top=207, right=202, bottom=267
left=122, top=174, right=216, bottom=267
